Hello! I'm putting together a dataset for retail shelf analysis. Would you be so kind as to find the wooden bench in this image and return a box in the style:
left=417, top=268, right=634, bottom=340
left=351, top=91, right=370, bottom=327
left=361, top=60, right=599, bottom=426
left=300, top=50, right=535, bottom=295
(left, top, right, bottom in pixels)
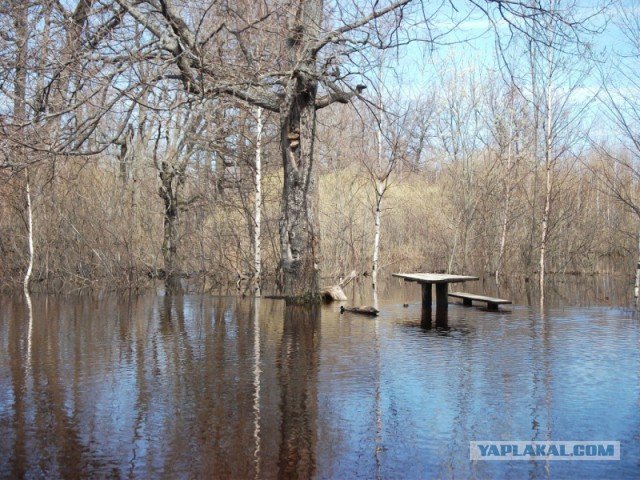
left=448, top=292, right=512, bottom=310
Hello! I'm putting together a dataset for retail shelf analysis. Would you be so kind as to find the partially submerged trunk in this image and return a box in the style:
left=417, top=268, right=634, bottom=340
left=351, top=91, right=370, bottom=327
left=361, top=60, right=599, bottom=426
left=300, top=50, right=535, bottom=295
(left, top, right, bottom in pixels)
left=253, top=107, right=263, bottom=297
left=540, top=25, right=555, bottom=308
left=278, top=0, right=323, bottom=304
left=340, top=305, right=379, bottom=316
left=24, top=168, right=34, bottom=293
left=15, top=4, right=32, bottom=292
left=159, top=165, right=183, bottom=293
left=539, top=162, right=552, bottom=306
left=279, top=101, right=321, bottom=303
left=372, top=183, right=383, bottom=310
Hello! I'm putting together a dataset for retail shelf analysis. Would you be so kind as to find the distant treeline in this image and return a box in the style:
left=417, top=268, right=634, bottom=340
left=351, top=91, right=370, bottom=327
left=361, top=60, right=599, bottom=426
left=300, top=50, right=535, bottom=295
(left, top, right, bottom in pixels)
left=0, top=132, right=634, bottom=293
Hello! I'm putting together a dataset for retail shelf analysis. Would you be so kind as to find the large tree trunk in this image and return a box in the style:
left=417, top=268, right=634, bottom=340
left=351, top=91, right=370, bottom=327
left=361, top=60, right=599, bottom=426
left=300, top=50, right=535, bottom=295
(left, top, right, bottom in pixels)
left=159, top=169, right=182, bottom=293
left=278, top=0, right=322, bottom=304
left=279, top=97, right=321, bottom=302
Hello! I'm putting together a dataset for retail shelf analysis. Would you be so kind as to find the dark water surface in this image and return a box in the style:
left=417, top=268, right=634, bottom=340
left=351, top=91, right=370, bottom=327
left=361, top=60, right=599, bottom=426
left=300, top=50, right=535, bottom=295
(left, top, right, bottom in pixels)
left=1, top=280, right=639, bottom=479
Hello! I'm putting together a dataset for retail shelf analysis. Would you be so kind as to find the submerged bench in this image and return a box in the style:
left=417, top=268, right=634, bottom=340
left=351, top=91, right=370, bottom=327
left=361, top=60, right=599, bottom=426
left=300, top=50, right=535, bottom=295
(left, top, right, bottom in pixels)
left=448, top=292, right=512, bottom=310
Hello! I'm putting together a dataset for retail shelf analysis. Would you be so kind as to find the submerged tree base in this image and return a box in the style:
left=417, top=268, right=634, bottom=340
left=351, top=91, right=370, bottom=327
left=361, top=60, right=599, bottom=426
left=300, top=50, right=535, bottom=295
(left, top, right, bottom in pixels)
left=284, top=291, right=322, bottom=306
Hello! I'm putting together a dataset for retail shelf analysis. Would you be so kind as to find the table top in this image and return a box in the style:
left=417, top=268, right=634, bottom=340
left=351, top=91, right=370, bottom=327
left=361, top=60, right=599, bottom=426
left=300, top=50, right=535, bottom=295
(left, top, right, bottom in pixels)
left=392, top=273, right=479, bottom=284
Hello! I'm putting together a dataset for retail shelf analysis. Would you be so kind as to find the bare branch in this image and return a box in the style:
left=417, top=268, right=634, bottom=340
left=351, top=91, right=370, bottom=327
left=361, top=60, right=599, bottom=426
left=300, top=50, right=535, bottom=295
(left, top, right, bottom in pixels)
left=316, top=82, right=366, bottom=109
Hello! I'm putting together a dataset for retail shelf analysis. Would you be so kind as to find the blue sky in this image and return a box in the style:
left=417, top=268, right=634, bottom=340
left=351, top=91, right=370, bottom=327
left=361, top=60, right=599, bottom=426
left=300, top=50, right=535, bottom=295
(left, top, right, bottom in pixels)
left=364, top=0, right=636, bottom=146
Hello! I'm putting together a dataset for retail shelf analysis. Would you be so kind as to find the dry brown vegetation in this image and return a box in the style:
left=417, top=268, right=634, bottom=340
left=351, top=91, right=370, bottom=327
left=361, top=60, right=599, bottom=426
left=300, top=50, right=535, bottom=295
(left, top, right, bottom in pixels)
left=0, top=131, right=635, bottom=293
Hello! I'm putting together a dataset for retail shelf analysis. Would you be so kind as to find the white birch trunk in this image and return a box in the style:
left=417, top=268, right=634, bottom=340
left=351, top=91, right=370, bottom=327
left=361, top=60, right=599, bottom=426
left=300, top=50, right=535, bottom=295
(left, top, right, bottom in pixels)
left=540, top=9, right=555, bottom=307
left=540, top=164, right=552, bottom=306
left=497, top=191, right=510, bottom=283
left=448, top=215, right=461, bottom=274
left=252, top=296, right=262, bottom=475
left=372, top=182, right=382, bottom=295
left=26, top=289, right=33, bottom=368
left=372, top=88, right=385, bottom=304
left=24, top=168, right=34, bottom=293
left=496, top=107, right=514, bottom=285
left=254, top=107, right=263, bottom=297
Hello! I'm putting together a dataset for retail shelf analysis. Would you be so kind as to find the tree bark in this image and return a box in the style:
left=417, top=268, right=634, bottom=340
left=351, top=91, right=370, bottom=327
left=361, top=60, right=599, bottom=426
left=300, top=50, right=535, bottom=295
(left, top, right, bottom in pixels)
left=254, top=107, right=263, bottom=297
left=372, top=182, right=383, bottom=291
left=24, top=168, right=34, bottom=293
left=372, top=86, right=385, bottom=297
left=540, top=161, right=552, bottom=305
left=14, top=2, right=32, bottom=292
left=159, top=165, right=182, bottom=293
left=278, top=0, right=323, bottom=303
left=540, top=9, right=556, bottom=307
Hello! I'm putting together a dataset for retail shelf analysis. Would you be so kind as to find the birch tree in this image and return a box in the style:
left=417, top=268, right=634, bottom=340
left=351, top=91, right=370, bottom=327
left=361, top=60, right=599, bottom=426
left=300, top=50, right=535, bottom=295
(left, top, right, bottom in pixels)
left=597, top=3, right=640, bottom=307
left=10, top=1, right=33, bottom=292
left=357, top=47, right=411, bottom=305
left=369, top=104, right=409, bottom=305
left=496, top=0, right=599, bottom=303
left=486, top=81, right=529, bottom=283
left=253, top=107, right=264, bottom=296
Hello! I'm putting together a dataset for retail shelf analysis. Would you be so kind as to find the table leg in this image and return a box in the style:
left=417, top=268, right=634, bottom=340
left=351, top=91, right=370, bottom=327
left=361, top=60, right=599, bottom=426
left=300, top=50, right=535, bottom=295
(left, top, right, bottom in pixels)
left=421, top=283, right=433, bottom=328
left=435, top=283, right=448, bottom=313
left=421, top=283, right=432, bottom=311
left=435, top=309, right=449, bottom=329
left=421, top=308, right=432, bottom=329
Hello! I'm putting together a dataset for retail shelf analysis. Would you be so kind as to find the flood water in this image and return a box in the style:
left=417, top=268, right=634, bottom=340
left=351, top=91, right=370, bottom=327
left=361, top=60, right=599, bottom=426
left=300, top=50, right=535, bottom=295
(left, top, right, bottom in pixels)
left=1, top=278, right=639, bottom=479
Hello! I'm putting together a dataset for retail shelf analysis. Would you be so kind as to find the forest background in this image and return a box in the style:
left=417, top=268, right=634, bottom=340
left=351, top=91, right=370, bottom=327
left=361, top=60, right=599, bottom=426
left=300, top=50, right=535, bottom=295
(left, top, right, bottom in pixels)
left=1, top=0, right=639, bottom=301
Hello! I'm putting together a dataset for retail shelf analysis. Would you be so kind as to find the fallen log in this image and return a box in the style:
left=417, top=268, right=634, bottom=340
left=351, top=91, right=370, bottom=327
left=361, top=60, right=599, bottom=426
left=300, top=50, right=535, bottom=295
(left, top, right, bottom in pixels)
left=320, top=270, right=357, bottom=302
left=320, top=285, right=348, bottom=301
left=340, top=305, right=379, bottom=316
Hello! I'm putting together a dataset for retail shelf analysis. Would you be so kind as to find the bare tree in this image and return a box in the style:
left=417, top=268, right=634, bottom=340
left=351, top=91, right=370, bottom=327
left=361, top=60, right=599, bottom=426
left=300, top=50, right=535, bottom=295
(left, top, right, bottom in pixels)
left=596, top=3, right=640, bottom=306
left=352, top=46, right=412, bottom=305
left=485, top=80, right=530, bottom=283
left=432, top=59, right=492, bottom=273
left=253, top=107, right=264, bottom=296
left=495, top=0, right=599, bottom=303
left=0, top=0, right=155, bottom=291
left=150, top=98, right=212, bottom=292
left=107, top=0, right=423, bottom=302
left=9, top=1, right=33, bottom=292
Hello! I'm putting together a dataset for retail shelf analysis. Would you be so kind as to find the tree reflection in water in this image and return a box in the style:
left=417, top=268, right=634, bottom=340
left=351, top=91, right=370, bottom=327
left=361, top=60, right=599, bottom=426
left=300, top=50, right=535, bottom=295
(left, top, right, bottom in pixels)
left=277, top=304, right=319, bottom=479
left=1, top=284, right=639, bottom=479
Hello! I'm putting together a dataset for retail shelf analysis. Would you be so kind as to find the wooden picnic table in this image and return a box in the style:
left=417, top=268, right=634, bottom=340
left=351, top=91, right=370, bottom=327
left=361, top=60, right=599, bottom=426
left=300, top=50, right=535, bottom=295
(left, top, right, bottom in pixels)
left=392, top=273, right=479, bottom=315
